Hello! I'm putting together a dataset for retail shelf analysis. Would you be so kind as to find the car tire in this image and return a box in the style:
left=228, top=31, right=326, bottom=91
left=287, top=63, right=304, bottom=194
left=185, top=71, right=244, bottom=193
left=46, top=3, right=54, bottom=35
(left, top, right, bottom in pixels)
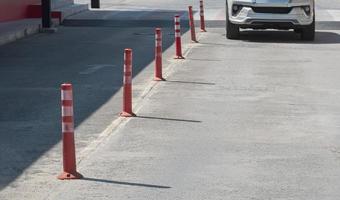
left=301, top=17, right=315, bottom=41
left=226, top=3, right=240, bottom=39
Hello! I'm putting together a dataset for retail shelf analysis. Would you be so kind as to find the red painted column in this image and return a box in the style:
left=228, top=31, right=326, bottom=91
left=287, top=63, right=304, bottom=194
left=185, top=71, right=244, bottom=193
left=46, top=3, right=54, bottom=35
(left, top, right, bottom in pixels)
left=0, top=0, right=40, bottom=22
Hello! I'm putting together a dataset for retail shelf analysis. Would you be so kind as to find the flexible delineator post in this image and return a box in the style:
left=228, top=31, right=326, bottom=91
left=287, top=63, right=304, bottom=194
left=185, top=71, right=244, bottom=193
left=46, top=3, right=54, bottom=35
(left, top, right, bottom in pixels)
left=200, top=0, right=207, bottom=32
left=58, top=83, right=83, bottom=180
left=188, top=6, right=198, bottom=42
left=174, top=15, right=185, bottom=59
left=120, top=49, right=136, bottom=117
left=155, top=28, right=165, bottom=81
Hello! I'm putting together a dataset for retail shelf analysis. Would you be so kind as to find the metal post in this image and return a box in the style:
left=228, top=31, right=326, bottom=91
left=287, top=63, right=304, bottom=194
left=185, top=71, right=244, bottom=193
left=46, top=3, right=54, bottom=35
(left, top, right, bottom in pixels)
left=91, top=0, right=100, bottom=8
left=41, top=0, right=51, bottom=28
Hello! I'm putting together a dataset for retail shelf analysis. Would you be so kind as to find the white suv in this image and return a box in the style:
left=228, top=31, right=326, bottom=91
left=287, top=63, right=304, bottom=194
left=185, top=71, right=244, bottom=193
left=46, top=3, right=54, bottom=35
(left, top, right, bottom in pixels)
left=226, top=0, right=315, bottom=40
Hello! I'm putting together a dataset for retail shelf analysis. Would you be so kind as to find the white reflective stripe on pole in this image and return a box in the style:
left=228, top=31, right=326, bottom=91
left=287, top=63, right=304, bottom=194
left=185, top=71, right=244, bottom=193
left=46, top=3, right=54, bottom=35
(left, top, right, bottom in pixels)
left=62, top=123, right=74, bottom=132
left=61, top=90, right=72, bottom=101
left=62, top=106, right=73, bottom=117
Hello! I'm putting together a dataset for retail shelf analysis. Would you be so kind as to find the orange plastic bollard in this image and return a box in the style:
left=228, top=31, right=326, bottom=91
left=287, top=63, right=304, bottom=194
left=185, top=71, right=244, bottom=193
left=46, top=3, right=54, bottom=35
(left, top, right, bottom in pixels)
left=188, top=6, right=198, bottom=42
left=58, top=83, right=83, bottom=180
left=200, top=0, right=207, bottom=32
left=174, top=15, right=185, bottom=59
left=154, top=28, right=165, bottom=81
left=120, top=49, right=136, bottom=117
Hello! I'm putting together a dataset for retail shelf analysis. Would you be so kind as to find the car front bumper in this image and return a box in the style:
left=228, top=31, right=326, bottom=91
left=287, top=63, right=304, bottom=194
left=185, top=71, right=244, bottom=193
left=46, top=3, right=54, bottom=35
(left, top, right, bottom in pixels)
left=229, top=5, right=314, bottom=28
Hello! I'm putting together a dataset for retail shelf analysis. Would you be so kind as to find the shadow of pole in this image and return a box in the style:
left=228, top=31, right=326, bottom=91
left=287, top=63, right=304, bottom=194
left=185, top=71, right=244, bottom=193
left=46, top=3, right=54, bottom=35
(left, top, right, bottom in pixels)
left=0, top=9, right=191, bottom=190
left=239, top=30, right=340, bottom=44
left=164, top=80, right=215, bottom=86
left=136, top=115, right=202, bottom=123
left=82, top=177, right=171, bottom=189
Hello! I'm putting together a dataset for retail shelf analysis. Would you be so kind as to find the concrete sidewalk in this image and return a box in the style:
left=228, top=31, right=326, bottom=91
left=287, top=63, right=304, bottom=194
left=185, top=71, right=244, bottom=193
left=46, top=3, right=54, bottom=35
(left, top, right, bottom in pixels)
left=53, top=29, right=340, bottom=200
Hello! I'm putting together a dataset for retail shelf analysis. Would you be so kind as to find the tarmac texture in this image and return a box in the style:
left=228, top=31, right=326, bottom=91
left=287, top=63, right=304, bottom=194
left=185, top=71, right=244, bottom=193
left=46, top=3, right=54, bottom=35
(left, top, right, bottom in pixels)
left=1, top=0, right=340, bottom=199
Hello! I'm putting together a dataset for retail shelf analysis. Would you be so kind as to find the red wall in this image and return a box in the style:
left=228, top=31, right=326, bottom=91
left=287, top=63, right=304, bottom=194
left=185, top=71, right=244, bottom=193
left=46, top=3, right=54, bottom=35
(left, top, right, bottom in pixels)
left=0, top=0, right=40, bottom=22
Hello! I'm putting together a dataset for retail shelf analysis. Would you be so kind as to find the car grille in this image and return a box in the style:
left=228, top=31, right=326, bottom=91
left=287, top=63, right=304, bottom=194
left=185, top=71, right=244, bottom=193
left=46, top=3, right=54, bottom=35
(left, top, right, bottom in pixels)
left=252, top=7, right=293, bottom=14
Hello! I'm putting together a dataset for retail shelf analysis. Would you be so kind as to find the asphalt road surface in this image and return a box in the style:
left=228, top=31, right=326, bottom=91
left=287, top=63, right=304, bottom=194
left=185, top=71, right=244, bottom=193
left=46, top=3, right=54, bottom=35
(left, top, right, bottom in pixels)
left=1, top=0, right=340, bottom=199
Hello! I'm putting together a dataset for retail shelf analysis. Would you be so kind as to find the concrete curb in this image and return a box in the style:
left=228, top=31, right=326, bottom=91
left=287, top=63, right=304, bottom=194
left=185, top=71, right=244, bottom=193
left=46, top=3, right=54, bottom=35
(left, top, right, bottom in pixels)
left=0, top=19, right=41, bottom=46
left=0, top=3, right=88, bottom=46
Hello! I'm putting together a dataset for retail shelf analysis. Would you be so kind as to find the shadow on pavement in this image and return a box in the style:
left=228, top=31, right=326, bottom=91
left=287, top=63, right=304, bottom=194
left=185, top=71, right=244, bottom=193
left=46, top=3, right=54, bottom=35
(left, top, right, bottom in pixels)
left=63, top=10, right=191, bottom=28
left=164, top=80, right=216, bottom=86
left=82, top=177, right=171, bottom=189
left=0, top=9, right=189, bottom=190
left=186, top=58, right=223, bottom=62
left=240, top=30, right=340, bottom=44
left=136, top=115, right=202, bottom=123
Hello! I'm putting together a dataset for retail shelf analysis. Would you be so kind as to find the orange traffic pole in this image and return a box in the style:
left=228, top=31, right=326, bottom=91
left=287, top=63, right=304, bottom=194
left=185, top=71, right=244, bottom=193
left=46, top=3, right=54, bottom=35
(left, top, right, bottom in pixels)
left=154, top=28, right=165, bottom=81
left=200, top=0, right=207, bottom=32
left=120, top=49, right=136, bottom=117
left=174, top=15, right=185, bottom=59
left=58, top=83, right=83, bottom=180
left=188, top=6, right=198, bottom=42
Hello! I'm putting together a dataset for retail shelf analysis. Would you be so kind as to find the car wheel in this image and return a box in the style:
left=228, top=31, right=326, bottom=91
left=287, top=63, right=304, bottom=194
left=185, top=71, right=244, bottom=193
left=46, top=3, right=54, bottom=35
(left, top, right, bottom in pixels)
left=301, top=18, right=315, bottom=41
left=226, top=3, right=240, bottom=39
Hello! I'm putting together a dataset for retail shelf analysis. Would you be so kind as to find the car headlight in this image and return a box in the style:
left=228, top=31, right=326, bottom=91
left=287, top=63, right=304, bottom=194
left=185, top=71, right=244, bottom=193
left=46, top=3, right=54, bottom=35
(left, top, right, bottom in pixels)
left=232, top=4, right=243, bottom=16
left=302, top=6, right=311, bottom=15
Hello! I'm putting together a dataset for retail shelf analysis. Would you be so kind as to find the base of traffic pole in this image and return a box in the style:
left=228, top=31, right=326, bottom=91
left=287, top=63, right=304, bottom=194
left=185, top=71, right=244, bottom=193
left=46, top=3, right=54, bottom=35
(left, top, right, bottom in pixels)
left=201, top=29, right=207, bottom=32
left=120, top=111, right=136, bottom=117
left=174, top=56, right=185, bottom=59
left=57, top=171, right=83, bottom=180
left=40, top=27, right=58, bottom=33
left=154, top=77, right=166, bottom=81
